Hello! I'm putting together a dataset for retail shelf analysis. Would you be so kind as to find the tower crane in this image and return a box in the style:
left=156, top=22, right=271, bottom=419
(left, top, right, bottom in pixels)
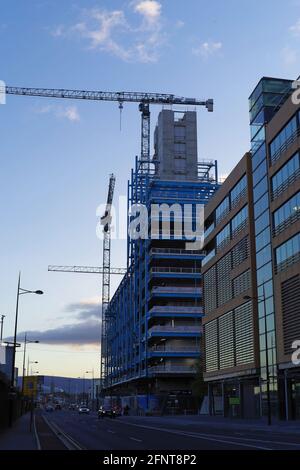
left=100, top=174, right=116, bottom=384
left=5, top=86, right=213, bottom=171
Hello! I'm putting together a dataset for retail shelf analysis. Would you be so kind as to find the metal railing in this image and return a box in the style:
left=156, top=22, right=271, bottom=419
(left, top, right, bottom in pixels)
left=271, top=167, right=300, bottom=201
left=148, top=325, right=202, bottom=334
left=204, top=223, right=215, bottom=239
left=150, top=248, right=205, bottom=256
left=202, top=249, right=216, bottom=266
left=275, top=251, right=300, bottom=274
left=151, top=267, right=201, bottom=274
left=152, top=286, right=202, bottom=294
left=273, top=209, right=300, bottom=237
left=148, top=305, right=203, bottom=314
left=148, top=365, right=197, bottom=374
left=271, top=126, right=300, bottom=165
left=150, top=345, right=199, bottom=352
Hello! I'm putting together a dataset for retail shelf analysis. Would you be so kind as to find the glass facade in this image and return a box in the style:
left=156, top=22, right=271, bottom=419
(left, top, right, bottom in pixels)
left=230, top=175, right=247, bottom=207
left=231, top=205, right=248, bottom=237
left=270, top=112, right=300, bottom=164
left=275, top=232, right=300, bottom=272
left=271, top=152, right=300, bottom=199
left=216, top=196, right=230, bottom=223
left=273, top=191, right=300, bottom=235
left=249, top=77, right=294, bottom=414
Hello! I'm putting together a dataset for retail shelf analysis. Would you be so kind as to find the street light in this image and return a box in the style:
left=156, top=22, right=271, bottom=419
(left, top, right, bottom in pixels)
left=22, top=334, right=39, bottom=394
left=244, top=285, right=272, bottom=426
left=85, top=369, right=95, bottom=408
left=9, top=272, right=43, bottom=427
left=0, top=314, right=6, bottom=341
left=28, top=360, right=39, bottom=376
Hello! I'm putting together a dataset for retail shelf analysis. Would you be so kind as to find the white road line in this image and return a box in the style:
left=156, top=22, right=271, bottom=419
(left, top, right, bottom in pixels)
left=114, top=421, right=272, bottom=450
left=129, top=437, right=143, bottom=443
left=107, top=430, right=116, bottom=434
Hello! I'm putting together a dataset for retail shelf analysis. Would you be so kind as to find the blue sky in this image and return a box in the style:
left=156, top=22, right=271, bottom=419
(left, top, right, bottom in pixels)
left=0, top=0, right=299, bottom=377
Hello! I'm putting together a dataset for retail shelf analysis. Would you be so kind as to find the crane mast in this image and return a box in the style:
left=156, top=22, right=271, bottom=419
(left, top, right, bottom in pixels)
left=100, top=174, right=116, bottom=386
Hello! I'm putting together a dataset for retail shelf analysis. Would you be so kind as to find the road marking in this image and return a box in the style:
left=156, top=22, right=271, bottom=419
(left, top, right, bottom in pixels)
left=42, top=415, right=85, bottom=450
left=107, top=430, right=116, bottom=434
left=129, top=437, right=143, bottom=443
left=114, top=421, right=272, bottom=450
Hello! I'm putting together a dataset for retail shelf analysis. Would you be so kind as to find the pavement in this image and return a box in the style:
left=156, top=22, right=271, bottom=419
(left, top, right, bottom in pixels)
left=0, top=411, right=37, bottom=450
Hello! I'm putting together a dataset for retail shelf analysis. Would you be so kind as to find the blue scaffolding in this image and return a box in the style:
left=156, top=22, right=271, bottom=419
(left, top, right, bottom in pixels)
left=104, top=156, right=219, bottom=411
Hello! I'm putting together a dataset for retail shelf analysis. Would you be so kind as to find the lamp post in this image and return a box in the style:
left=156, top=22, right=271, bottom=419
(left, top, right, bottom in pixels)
left=22, top=334, right=39, bottom=394
left=9, top=272, right=43, bottom=427
left=86, top=369, right=94, bottom=409
left=244, top=284, right=272, bottom=426
left=0, top=314, right=5, bottom=341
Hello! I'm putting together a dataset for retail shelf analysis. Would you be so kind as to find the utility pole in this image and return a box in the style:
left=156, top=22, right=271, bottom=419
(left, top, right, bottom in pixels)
left=0, top=315, right=5, bottom=341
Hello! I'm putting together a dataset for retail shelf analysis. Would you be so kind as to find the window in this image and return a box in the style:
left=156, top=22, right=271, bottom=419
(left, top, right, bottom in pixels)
left=255, top=227, right=271, bottom=252
left=216, top=224, right=231, bottom=250
left=253, top=159, right=267, bottom=187
left=174, top=157, right=186, bottom=173
left=273, top=191, right=300, bottom=235
left=230, top=175, right=247, bottom=208
left=269, top=115, right=298, bottom=164
left=255, top=209, right=269, bottom=236
left=252, top=143, right=266, bottom=171
left=256, top=244, right=271, bottom=269
left=174, top=126, right=185, bottom=139
left=231, top=205, right=248, bottom=237
left=272, top=152, right=300, bottom=199
left=174, top=143, right=186, bottom=154
left=253, top=176, right=268, bottom=202
left=216, top=197, right=230, bottom=224
left=275, top=232, right=300, bottom=272
left=257, top=262, right=272, bottom=286
left=254, top=193, right=269, bottom=219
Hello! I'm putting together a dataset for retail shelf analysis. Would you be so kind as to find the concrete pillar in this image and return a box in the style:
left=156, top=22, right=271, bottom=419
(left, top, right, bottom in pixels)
left=284, top=370, right=289, bottom=421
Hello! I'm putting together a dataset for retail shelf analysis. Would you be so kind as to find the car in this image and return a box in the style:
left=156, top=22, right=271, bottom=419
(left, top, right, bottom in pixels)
left=78, top=406, right=90, bottom=414
left=98, top=407, right=116, bottom=419
left=45, top=404, right=54, bottom=412
left=69, top=403, right=76, bottom=410
left=55, top=403, right=61, bottom=410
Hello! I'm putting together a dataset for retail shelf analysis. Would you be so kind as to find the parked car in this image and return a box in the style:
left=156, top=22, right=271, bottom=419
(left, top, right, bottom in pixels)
left=69, top=403, right=76, bottom=410
left=78, top=406, right=90, bottom=414
left=55, top=403, right=62, bottom=410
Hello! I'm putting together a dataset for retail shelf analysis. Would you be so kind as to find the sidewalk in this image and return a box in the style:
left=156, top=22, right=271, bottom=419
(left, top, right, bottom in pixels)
left=0, top=412, right=38, bottom=450
left=125, top=414, right=300, bottom=435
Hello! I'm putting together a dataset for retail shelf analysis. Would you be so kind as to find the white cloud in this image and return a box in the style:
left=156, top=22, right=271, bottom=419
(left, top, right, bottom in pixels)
left=192, top=41, right=222, bottom=58
left=50, top=2, right=166, bottom=63
left=281, top=46, right=298, bottom=65
left=134, top=0, right=162, bottom=25
left=36, top=104, right=80, bottom=122
left=289, top=18, right=300, bottom=36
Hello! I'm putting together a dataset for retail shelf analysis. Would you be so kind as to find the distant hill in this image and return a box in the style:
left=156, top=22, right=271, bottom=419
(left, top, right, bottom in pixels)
left=18, top=375, right=94, bottom=394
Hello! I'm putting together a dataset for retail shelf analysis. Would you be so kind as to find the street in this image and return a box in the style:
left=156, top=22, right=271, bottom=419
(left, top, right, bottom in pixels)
left=36, top=410, right=300, bottom=451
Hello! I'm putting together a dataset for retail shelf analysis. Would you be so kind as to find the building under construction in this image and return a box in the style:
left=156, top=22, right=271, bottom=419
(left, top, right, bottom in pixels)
left=102, top=109, right=219, bottom=414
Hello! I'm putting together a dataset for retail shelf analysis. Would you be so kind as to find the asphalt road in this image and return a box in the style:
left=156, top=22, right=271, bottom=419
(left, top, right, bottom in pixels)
left=40, top=410, right=300, bottom=450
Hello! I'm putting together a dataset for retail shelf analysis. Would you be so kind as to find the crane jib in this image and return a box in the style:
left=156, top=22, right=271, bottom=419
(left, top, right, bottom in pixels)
left=5, top=86, right=213, bottom=109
